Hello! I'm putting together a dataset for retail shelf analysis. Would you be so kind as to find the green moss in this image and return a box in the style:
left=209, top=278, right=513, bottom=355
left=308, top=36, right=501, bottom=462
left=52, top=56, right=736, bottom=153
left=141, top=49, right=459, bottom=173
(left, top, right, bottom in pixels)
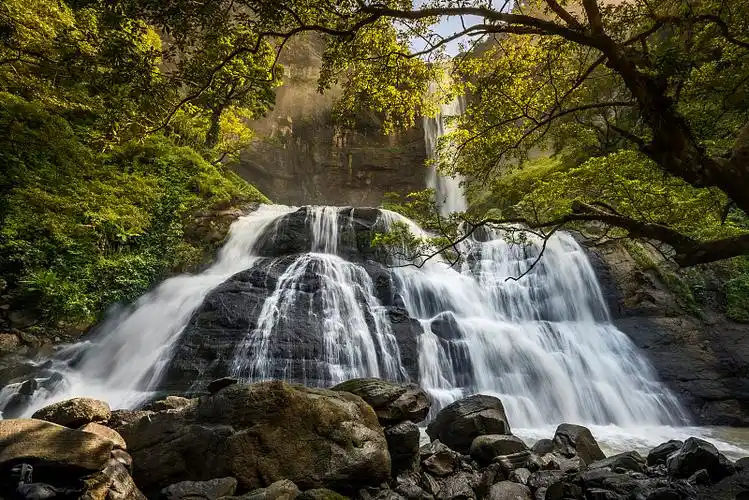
left=0, top=93, right=268, bottom=328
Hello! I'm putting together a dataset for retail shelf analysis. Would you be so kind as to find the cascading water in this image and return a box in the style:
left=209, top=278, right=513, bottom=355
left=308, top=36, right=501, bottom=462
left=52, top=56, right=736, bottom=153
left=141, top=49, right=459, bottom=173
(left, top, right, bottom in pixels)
left=2, top=204, right=747, bottom=456
left=423, top=92, right=468, bottom=216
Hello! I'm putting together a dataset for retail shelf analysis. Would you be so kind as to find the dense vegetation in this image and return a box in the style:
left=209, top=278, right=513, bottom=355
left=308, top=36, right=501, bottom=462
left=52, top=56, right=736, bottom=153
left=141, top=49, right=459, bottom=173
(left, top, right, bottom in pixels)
left=0, top=0, right=273, bottom=329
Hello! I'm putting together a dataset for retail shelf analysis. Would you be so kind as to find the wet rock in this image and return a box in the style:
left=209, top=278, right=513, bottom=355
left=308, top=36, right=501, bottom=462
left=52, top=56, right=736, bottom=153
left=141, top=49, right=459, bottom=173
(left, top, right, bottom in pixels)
left=0, top=419, right=113, bottom=471
left=736, top=457, right=749, bottom=471
left=161, top=477, right=238, bottom=499
left=426, top=395, right=511, bottom=454
left=589, top=451, right=646, bottom=473
left=487, top=481, right=531, bottom=500
left=579, top=469, right=638, bottom=495
left=495, top=451, right=532, bottom=476
left=476, top=463, right=504, bottom=498
left=666, top=437, right=734, bottom=482
left=384, top=421, right=420, bottom=474
left=207, top=377, right=238, bottom=394
left=332, top=379, right=430, bottom=425
left=535, top=452, right=584, bottom=473
left=79, top=422, right=127, bottom=450
left=687, top=468, right=710, bottom=486
left=119, top=381, right=390, bottom=493
left=32, top=397, right=111, bottom=428
left=543, top=480, right=583, bottom=500
left=647, top=441, right=683, bottom=466
left=582, top=489, right=622, bottom=500
left=530, top=439, right=554, bottom=456
left=420, top=440, right=459, bottom=477
left=143, top=396, right=192, bottom=412
left=552, top=424, right=605, bottom=465
left=470, top=435, right=528, bottom=464
left=526, top=470, right=564, bottom=491
left=18, top=378, right=37, bottom=396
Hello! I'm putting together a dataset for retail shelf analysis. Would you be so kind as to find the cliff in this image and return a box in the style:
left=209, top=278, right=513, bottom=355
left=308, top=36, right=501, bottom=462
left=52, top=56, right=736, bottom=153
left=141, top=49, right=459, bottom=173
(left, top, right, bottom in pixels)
left=234, top=36, right=427, bottom=206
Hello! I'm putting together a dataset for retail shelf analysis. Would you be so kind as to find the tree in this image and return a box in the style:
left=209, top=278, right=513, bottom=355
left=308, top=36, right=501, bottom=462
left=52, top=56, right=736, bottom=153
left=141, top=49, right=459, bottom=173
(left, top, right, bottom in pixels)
left=151, top=0, right=749, bottom=267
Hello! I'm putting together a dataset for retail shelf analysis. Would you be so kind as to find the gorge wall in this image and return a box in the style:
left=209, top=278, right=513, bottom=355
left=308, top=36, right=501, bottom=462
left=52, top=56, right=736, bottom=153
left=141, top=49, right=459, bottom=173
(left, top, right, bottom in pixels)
left=233, top=36, right=427, bottom=206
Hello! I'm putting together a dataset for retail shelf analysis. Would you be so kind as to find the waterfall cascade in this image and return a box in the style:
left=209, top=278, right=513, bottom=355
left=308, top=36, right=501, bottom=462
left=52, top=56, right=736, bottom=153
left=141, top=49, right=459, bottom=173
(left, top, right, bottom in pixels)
left=2, top=204, right=691, bottom=435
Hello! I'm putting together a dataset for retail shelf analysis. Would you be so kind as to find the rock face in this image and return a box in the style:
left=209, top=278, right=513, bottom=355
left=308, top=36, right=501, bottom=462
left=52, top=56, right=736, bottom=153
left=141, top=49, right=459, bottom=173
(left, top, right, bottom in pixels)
left=31, top=397, right=111, bottom=428
left=233, top=35, right=426, bottom=207
left=426, top=395, right=512, bottom=454
left=117, top=381, right=390, bottom=494
left=586, top=239, right=749, bottom=425
left=158, top=207, right=423, bottom=394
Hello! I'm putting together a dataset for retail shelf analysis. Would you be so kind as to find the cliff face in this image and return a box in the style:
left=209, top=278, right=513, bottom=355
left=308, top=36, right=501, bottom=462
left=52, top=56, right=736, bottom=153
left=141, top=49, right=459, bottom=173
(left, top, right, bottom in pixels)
left=234, top=36, right=427, bottom=206
left=587, top=240, right=749, bottom=426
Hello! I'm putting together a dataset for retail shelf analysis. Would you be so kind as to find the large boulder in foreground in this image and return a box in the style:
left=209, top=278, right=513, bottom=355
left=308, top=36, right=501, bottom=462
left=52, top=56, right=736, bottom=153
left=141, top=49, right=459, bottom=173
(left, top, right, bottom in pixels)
left=667, top=437, right=735, bottom=482
left=31, top=397, right=111, bottom=428
left=552, top=423, right=605, bottom=465
left=332, top=378, right=430, bottom=425
left=426, top=394, right=511, bottom=454
left=0, top=418, right=113, bottom=471
left=117, top=381, right=390, bottom=494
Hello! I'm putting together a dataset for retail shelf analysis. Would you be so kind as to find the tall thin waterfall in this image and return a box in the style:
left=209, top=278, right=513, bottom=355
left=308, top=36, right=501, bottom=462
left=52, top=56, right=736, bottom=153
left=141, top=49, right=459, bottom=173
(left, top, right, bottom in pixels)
left=423, top=94, right=468, bottom=216
left=3, top=205, right=688, bottom=436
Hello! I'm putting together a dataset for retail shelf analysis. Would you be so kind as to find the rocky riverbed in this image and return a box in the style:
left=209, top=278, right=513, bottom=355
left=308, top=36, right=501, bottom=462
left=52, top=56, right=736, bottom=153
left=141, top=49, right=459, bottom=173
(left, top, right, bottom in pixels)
left=1, top=378, right=748, bottom=500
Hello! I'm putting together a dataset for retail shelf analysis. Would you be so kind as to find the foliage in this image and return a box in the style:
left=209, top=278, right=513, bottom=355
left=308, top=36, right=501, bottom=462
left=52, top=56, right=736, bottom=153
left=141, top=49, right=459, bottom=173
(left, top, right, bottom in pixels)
left=0, top=94, right=268, bottom=326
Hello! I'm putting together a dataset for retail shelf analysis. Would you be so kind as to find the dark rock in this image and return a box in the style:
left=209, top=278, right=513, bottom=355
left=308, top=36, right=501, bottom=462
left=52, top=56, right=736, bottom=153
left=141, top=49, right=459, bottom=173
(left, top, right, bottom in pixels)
left=384, top=421, right=420, bottom=474
left=589, top=451, right=646, bottom=473
left=31, top=397, right=111, bottom=428
left=420, top=440, right=459, bottom=477
left=687, top=468, right=710, bottom=486
left=207, top=377, right=238, bottom=394
left=509, top=468, right=531, bottom=485
left=579, top=469, right=639, bottom=495
left=161, top=477, right=238, bottom=499
left=111, top=449, right=133, bottom=472
left=666, top=437, right=734, bottom=482
left=470, top=435, right=528, bottom=464
left=18, top=378, right=37, bottom=396
left=230, top=479, right=299, bottom=500
left=394, top=474, right=433, bottom=500
left=487, top=481, right=531, bottom=500
left=583, top=489, right=623, bottom=500
left=426, top=394, right=511, bottom=454
left=531, top=439, right=554, bottom=456
left=420, top=472, right=441, bottom=497
left=118, top=381, right=390, bottom=494
left=332, top=379, right=430, bottom=425
left=647, top=441, right=683, bottom=466
left=543, top=480, right=583, bottom=500
left=495, top=451, right=532, bottom=476
left=476, top=463, right=504, bottom=498
left=143, top=396, right=192, bottom=412
left=552, top=424, right=605, bottom=465
left=297, top=489, right=348, bottom=500
left=437, top=472, right=475, bottom=500
left=736, top=457, right=749, bottom=471
left=527, top=470, right=564, bottom=491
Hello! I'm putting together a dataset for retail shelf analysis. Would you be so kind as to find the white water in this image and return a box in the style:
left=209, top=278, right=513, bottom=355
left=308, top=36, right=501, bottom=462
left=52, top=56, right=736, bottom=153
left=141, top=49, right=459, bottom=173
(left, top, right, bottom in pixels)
left=423, top=93, right=468, bottom=216
left=2, top=204, right=747, bottom=459
left=9, top=205, right=294, bottom=414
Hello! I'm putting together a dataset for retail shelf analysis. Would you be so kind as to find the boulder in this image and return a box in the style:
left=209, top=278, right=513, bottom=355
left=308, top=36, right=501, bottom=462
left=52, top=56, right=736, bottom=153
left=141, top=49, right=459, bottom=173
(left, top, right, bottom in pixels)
left=589, top=451, right=646, bottom=473
left=470, top=435, right=528, bottom=464
left=236, top=479, right=300, bottom=500
left=420, top=440, right=459, bottom=477
left=526, top=470, right=564, bottom=491
left=79, top=423, right=127, bottom=450
left=32, top=397, right=111, bottom=428
left=143, top=396, right=192, bottom=412
left=426, top=395, right=511, bottom=454
left=207, top=377, right=239, bottom=394
left=495, top=451, right=532, bottom=476
left=81, top=458, right=146, bottom=500
left=0, top=419, right=113, bottom=471
left=437, top=472, right=475, bottom=500
left=332, top=379, right=430, bottom=425
left=666, top=437, right=734, bottom=482
left=508, top=468, right=531, bottom=485
left=384, top=421, right=420, bottom=474
left=647, top=441, right=683, bottom=466
left=161, top=477, right=238, bottom=499
left=119, top=381, right=390, bottom=493
left=488, top=481, right=531, bottom=500
left=394, top=475, right=432, bottom=500
left=552, top=424, right=605, bottom=465
left=530, top=439, right=554, bottom=456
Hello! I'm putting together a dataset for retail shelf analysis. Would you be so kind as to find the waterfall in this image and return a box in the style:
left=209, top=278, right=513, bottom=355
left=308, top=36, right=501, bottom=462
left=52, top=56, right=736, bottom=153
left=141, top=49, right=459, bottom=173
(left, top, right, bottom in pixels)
left=0, top=203, right=706, bottom=453
left=423, top=93, right=468, bottom=216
